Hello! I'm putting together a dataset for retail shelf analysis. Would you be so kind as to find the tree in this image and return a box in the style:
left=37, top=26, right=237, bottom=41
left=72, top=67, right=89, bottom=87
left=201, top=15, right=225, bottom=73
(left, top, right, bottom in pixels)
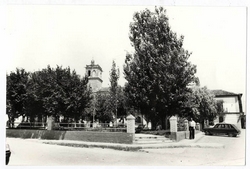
left=109, top=60, right=120, bottom=125
left=124, top=7, right=198, bottom=129
left=116, top=86, right=127, bottom=117
left=35, top=66, right=92, bottom=121
left=191, top=86, right=218, bottom=129
left=95, top=91, right=113, bottom=123
left=6, top=68, right=29, bottom=127
left=8, top=65, right=93, bottom=124
left=26, top=71, right=46, bottom=123
left=216, top=100, right=225, bottom=122
left=28, top=65, right=61, bottom=118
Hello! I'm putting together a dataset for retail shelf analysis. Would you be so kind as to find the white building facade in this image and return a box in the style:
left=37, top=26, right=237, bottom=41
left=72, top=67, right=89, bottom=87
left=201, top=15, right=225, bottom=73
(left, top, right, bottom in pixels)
left=212, top=90, right=243, bottom=129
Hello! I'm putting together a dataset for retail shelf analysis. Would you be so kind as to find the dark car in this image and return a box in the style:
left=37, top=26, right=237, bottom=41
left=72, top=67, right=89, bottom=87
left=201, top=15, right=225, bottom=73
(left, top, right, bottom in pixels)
left=6, top=144, right=11, bottom=165
left=203, top=123, right=241, bottom=137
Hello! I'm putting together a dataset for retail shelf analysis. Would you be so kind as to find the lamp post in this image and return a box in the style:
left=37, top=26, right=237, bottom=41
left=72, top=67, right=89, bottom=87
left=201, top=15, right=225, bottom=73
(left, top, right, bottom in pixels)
left=115, top=99, right=119, bottom=127
left=92, top=93, right=96, bottom=128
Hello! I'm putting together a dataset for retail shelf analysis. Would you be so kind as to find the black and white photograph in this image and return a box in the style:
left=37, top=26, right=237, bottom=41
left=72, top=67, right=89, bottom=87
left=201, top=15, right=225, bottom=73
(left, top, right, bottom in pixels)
left=1, top=0, right=248, bottom=168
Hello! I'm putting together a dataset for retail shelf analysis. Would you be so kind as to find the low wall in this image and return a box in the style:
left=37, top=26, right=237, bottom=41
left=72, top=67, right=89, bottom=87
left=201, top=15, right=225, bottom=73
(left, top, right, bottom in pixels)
left=170, top=131, right=189, bottom=142
left=6, top=129, right=134, bottom=144
left=170, top=130, right=201, bottom=142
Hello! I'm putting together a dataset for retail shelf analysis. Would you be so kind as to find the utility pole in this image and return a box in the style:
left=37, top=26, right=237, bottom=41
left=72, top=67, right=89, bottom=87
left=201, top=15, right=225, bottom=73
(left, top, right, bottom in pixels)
left=92, top=94, right=96, bottom=128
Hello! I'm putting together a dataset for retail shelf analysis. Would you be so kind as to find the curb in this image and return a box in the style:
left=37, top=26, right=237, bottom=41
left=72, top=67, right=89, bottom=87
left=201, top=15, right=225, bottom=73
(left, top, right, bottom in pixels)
left=41, top=136, right=224, bottom=151
left=28, top=132, right=225, bottom=151
left=42, top=141, right=224, bottom=151
left=43, top=141, right=142, bottom=151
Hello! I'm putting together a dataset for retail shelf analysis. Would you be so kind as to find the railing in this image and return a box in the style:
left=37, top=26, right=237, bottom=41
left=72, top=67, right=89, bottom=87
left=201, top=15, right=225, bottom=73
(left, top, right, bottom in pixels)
left=7, top=121, right=145, bottom=133
left=54, top=122, right=127, bottom=132
left=9, top=122, right=47, bottom=129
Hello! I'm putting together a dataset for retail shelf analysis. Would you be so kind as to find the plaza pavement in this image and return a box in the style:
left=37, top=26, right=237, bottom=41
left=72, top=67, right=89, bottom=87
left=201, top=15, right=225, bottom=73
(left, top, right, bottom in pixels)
left=27, top=131, right=225, bottom=151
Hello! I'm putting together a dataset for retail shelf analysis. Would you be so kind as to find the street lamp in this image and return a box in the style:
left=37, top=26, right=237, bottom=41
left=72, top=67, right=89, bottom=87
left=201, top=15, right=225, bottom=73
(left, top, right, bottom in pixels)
left=92, top=93, right=96, bottom=128
left=115, top=99, right=119, bottom=127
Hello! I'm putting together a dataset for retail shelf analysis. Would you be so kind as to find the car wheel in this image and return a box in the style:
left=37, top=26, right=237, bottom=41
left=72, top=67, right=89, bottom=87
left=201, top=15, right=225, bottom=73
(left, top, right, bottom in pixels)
left=228, top=133, right=233, bottom=137
left=205, top=131, right=209, bottom=135
left=233, top=134, right=237, bottom=137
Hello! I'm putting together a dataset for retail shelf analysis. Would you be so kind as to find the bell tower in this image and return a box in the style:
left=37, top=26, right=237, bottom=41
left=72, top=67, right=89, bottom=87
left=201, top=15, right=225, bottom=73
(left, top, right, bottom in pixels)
left=85, top=60, right=103, bottom=92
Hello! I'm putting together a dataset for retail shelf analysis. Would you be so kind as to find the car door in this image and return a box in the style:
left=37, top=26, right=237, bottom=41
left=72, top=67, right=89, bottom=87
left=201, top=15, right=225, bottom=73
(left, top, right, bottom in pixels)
left=223, top=124, right=232, bottom=134
left=211, top=124, right=220, bottom=135
left=217, top=124, right=225, bottom=135
left=224, top=124, right=233, bottom=135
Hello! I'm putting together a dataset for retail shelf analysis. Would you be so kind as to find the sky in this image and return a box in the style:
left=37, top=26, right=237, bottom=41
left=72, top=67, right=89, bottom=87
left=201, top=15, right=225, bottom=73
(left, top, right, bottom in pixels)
left=1, top=5, right=247, bottom=111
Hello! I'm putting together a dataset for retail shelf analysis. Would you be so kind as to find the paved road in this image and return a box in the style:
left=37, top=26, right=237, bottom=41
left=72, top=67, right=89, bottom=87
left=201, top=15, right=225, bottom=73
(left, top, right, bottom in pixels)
left=143, top=129, right=246, bottom=165
left=6, top=129, right=246, bottom=166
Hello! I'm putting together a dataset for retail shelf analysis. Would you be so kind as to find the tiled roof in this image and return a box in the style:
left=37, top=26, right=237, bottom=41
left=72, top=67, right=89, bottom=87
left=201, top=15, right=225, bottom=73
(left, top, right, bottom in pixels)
left=211, top=90, right=239, bottom=97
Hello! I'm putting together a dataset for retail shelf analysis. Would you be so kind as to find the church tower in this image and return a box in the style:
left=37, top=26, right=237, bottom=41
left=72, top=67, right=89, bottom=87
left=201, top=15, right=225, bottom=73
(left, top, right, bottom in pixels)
left=85, top=60, right=103, bottom=92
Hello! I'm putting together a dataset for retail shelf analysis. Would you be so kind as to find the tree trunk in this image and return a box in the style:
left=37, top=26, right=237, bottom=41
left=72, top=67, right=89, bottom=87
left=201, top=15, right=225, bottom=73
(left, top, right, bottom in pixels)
left=151, top=120, right=157, bottom=130
left=160, top=114, right=168, bottom=130
left=200, top=119, right=205, bottom=131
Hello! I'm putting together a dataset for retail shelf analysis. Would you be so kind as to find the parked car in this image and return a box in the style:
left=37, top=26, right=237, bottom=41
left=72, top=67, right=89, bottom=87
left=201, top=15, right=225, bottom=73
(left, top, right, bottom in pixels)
left=203, top=122, right=241, bottom=137
left=6, top=144, right=11, bottom=165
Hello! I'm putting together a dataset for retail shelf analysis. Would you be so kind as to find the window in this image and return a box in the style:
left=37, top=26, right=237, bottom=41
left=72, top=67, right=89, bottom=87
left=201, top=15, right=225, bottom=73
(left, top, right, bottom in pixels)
left=214, top=124, right=219, bottom=128
left=88, top=70, right=91, bottom=77
left=219, top=116, right=224, bottom=122
left=92, top=70, right=96, bottom=76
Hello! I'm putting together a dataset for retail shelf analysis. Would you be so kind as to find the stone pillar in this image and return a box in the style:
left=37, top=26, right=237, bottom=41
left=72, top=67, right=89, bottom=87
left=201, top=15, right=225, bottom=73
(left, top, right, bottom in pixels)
left=184, top=119, right=189, bottom=131
left=47, top=116, right=55, bottom=130
left=170, top=116, right=177, bottom=133
left=169, top=116, right=177, bottom=141
left=126, top=114, right=135, bottom=134
left=126, top=114, right=135, bottom=142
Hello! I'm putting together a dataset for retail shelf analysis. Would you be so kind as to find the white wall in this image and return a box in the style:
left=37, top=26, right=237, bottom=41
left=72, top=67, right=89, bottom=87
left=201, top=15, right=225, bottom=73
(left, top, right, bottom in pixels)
left=215, top=96, right=239, bottom=112
left=214, top=96, right=242, bottom=129
left=224, top=114, right=241, bottom=129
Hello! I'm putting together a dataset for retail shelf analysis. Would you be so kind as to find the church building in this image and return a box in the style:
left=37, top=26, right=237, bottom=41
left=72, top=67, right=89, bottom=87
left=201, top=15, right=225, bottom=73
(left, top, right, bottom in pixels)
left=85, top=60, right=103, bottom=92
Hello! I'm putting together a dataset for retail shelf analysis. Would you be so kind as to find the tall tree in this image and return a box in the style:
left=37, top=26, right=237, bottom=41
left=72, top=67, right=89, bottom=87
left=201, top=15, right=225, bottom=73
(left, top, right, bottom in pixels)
left=6, top=68, right=29, bottom=127
left=109, top=60, right=120, bottom=125
left=191, top=86, right=218, bottom=129
left=124, top=7, right=198, bottom=129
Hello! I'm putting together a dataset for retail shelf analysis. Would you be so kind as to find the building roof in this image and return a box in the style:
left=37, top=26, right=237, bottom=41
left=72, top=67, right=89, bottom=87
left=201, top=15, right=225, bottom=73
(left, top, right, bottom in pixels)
left=86, top=60, right=103, bottom=72
left=211, top=90, right=242, bottom=97
left=86, top=64, right=103, bottom=72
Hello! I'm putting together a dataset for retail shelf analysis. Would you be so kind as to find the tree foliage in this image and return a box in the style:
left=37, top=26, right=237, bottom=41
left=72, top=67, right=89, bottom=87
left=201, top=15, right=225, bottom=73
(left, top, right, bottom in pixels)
left=94, top=91, right=113, bottom=123
left=6, top=66, right=92, bottom=125
left=191, top=86, right=218, bottom=127
left=215, top=100, right=224, bottom=115
left=109, top=60, right=120, bottom=121
left=6, top=68, right=29, bottom=125
left=124, top=7, right=198, bottom=128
